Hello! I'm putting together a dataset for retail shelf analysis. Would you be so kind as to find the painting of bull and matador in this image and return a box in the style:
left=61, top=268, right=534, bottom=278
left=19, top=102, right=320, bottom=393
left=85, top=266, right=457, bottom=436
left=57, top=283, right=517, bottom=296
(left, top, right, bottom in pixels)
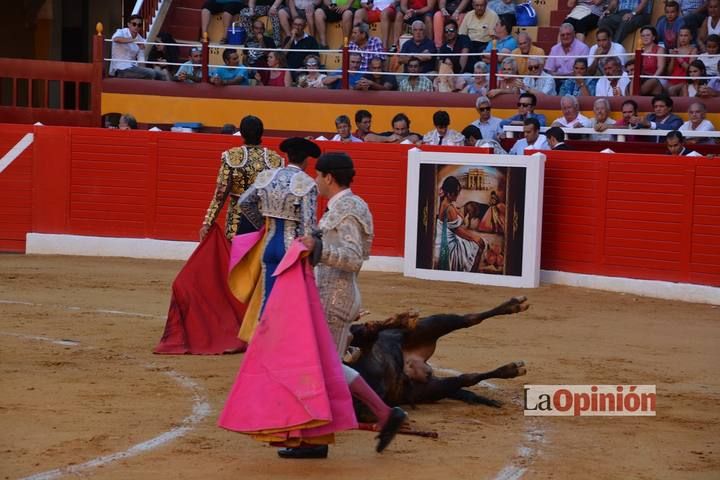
left=404, top=150, right=544, bottom=288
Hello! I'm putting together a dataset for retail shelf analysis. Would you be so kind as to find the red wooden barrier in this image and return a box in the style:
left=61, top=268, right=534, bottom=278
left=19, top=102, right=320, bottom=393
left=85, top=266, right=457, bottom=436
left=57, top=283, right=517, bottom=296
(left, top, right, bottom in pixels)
left=2, top=124, right=719, bottom=287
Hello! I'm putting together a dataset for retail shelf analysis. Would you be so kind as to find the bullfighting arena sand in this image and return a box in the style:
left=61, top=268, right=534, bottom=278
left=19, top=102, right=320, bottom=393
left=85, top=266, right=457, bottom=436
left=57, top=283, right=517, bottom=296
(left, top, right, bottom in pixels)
left=1, top=254, right=718, bottom=479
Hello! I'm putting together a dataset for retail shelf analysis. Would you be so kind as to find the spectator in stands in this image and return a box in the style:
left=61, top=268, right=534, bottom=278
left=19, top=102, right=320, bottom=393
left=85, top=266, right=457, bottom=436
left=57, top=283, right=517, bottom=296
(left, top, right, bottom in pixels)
left=589, top=97, right=617, bottom=141
left=355, top=56, right=399, bottom=90
left=623, top=59, right=637, bottom=94
left=118, top=113, right=138, bottom=130
left=221, top=123, right=236, bottom=134
left=564, top=0, right=607, bottom=42
left=297, top=54, right=333, bottom=87
left=665, top=130, right=696, bottom=155
left=544, top=23, right=590, bottom=82
left=551, top=95, right=592, bottom=128
left=461, top=124, right=483, bottom=146
left=487, top=57, right=521, bottom=97
left=147, top=32, right=179, bottom=80
left=698, top=34, right=719, bottom=76
left=283, top=16, right=320, bottom=79
left=511, top=32, right=545, bottom=75
left=399, top=21, right=438, bottom=73
left=636, top=94, right=684, bottom=140
left=459, top=0, right=499, bottom=53
left=434, top=0, right=471, bottom=48
left=500, top=92, right=547, bottom=128
left=331, top=114, right=363, bottom=142
left=110, top=15, right=166, bottom=80
left=394, top=0, right=437, bottom=47
left=680, top=102, right=717, bottom=143
left=667, top=27, right=698, bottom=92
left=245, top=20, right=277, bottom=72
left=656, top=1, right=686, bottom=50
left=699, top=58, right=720, bottom=96
left=509, top=117, right=549, bottom=155
left=523, top=57, right=557, bottom=96
left=174, top=47, right=203, bottom=83
left=587, top=27, right=627, bottom=76
left=423, top=110, right=466, bottom=145
left=349, top=22, right=385, bottom=70
left=439, top=19, right=471, bottom=73
left=354, top=0, right=397, bottom=50
left=482, top=16, right=517, bottom=63
left=595, top=56, right=630, bottom=96
left=201, top=0, right=244, bottom=43
left=637, top=25, right=667, bottom=96
left=347, top=53, right=367, bottom=88
left=365, top=113, right=423, bottom=143
left=434, top=57, right=467, bottom=91
left=488, top=0, right=517, bottom=24
left=398, top=57, right=434, bottom=91
left=241, top=0, right=286, bottom=45
left=698, top=0, right=719, bottom=53
left=354, top=109, right=374, bottom=140
left=681, top=0, right=710, bottom=33
left=255, top=50, right=293, bottom=86
left=210, top=48, right=252, bottom=85
left=546, top=126, right=570, bottom=150
left=597, top=0, right=653, bottom=44
left=462, top=60, right=489, bottom=94
left=558, top=58, right=597, bottom=96
left=670, top=59, right=708, bottom=97
left=616, top=99, right=643, bottom=142
left=280, top=0, right=318, bottom=38
left=470, top=95, right=502, bottom=141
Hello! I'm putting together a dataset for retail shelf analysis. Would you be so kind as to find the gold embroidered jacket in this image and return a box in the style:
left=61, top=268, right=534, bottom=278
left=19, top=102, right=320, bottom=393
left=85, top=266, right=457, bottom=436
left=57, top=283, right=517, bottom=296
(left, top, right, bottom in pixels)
left=202, top=145, right=284, bottom=239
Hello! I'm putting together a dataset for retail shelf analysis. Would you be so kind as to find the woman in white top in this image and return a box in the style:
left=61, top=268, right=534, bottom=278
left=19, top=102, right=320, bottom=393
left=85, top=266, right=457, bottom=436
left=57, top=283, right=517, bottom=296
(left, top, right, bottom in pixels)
left=680, top=102, right=717, bottom=145
left=297, top=55, right=333, bottom=88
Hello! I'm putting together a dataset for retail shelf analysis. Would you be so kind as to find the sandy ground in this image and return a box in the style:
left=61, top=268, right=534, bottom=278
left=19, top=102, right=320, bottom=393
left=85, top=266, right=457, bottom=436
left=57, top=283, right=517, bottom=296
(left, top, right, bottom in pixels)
left=1, top=254, right=719, bottom=480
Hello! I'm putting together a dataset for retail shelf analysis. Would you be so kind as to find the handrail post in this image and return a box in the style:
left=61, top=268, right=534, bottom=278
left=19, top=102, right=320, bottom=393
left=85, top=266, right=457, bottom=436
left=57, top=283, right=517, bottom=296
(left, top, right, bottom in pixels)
left=489, top=41, right=497, bottom=90
left=341, top=39, right=349, bottom=90
left=202, top=32, right=210, bottom=83
left=92, top=22, right=105, bottom=126
left=632, top=48, right=642, bottom=95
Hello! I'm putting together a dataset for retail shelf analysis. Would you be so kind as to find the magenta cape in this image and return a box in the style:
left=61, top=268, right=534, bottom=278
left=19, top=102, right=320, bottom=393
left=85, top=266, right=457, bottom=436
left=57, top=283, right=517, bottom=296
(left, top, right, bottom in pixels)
left=154, top=224, right=246, bottom=355
left=217, top=239, right=357, bottom=441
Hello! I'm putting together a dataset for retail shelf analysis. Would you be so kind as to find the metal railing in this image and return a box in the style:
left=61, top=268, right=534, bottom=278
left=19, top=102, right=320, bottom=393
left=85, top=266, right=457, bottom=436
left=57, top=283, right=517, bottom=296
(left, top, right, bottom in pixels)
left=502, top=125, right=720, bottom=141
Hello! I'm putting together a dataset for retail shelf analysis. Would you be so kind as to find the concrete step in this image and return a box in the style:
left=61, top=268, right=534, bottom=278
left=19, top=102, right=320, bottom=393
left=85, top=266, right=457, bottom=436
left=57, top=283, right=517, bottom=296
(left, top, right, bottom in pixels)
left=173, top=0, right=205, bottom=8
left=537, top=26, right=559, bottom=42
left=165, top=6, right=201, bottom=28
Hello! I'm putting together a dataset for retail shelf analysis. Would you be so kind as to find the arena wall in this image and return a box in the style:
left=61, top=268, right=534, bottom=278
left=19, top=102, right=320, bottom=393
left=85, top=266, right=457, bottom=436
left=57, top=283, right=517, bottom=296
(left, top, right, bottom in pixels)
left=1, top=124, right=719, bottom=301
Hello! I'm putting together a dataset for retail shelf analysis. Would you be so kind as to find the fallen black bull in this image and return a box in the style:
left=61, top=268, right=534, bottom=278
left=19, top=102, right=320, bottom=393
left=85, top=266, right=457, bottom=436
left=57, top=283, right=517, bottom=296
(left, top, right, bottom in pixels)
left=346, top=296, right=529, bottom=420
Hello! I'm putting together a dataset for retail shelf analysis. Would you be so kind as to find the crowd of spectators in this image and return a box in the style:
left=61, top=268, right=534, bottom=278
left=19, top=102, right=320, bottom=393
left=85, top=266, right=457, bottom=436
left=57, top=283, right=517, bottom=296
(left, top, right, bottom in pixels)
left=111, top=0, right=720, bottom=100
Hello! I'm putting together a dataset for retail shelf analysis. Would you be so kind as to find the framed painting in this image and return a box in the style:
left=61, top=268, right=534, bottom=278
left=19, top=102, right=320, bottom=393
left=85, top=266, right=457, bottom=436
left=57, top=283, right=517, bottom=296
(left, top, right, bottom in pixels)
left=404, top=149, right=545, bottom=288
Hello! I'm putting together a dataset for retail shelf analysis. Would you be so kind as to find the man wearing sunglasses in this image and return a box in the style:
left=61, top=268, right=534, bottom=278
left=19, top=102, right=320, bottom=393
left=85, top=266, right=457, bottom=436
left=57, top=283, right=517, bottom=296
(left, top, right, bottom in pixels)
left=470, top=96, right=502, bottom=141
left=110, top=15, right=166, bottom=80
left=438, top=19, right=471, bottom=73
left=499, top=92, right=547, bottom=130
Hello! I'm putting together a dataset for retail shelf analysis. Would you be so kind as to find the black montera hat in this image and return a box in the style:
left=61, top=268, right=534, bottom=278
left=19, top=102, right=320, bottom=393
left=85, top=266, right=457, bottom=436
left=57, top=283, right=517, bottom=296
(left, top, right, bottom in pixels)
left=315, top=152, right=354, bottom=173
left=279, top=137, right=321, bottom=159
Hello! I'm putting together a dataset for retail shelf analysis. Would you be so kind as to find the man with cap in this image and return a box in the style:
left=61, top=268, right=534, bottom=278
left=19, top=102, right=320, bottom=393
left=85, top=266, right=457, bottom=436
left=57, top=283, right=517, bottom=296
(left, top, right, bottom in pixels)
left=200, top=115, right=285, bottom=241
left=228, top=136, right=322, bottom=342
left=296, top=152, right=409, bottom=458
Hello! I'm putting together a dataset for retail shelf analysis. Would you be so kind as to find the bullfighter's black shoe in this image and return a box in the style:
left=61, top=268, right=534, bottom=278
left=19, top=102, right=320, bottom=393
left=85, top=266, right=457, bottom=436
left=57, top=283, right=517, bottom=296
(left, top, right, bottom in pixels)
left=376, top=407, right=408, bottom=453
left=277, top=445, right=329, bottom=459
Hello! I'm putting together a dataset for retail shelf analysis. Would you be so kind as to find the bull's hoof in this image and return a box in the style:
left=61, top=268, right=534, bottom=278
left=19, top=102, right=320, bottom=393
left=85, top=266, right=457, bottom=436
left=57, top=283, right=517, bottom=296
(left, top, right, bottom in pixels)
left=499, top=296, right=530, bottom=315
left=497, top=360, right=527, bottom=379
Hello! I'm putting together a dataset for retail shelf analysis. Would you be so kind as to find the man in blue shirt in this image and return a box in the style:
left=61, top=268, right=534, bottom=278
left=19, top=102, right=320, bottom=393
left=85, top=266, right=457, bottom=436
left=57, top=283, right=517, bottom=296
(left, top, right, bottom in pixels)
left=399, top=20, right=437, bottom=73
left=210, top=49, right=251, bottom=86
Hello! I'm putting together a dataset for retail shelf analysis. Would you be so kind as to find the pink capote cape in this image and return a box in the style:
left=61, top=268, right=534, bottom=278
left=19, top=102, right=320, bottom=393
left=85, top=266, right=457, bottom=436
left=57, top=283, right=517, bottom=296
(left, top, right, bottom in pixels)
left=218, top=239, right=357, bottom=441
left=154, top=223, right=246, bottom=355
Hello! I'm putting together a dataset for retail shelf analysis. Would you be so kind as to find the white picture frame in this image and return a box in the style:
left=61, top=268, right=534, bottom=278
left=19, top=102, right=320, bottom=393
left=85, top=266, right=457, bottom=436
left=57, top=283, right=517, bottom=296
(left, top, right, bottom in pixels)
left=403, top=148, right=545, bottom=288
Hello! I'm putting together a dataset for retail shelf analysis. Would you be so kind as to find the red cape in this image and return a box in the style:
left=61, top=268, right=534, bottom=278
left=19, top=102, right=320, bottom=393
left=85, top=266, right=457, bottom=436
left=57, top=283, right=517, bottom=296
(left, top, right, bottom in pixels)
left=154, top=224, right=247, bottom=355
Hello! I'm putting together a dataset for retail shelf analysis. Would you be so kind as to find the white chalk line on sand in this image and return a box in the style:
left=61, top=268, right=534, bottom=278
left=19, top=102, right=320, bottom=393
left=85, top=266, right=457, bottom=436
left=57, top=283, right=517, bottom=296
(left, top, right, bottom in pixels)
left=1, top=331, right=210, bottom=480
left=0, top=299, right=165, bottom=319
left=429, top=364, right=547, bottom=480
